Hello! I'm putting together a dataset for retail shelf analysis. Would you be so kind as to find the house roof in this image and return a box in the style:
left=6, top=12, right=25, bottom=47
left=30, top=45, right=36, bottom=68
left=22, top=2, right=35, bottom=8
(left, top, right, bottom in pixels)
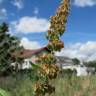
left=56, top=56, right=73, bottom=64
left=12, top=46, right=50, bottom=59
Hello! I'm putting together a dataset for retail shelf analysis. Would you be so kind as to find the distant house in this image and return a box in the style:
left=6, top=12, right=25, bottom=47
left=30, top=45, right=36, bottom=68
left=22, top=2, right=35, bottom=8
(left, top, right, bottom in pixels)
left=62, top=65, right=88, bottom=76
left=12, top=46, right=51, bottom=69
left=56, top=56, right=73, bottom=68
left=11, top=48, right=95, bottom=76
left=56, top=56, right=95, bottom=76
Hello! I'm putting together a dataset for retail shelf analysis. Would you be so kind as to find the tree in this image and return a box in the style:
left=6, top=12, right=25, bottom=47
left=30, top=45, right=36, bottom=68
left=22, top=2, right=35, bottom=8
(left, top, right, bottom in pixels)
left=60, top=69, right=77, bottom=77
left=72, top=58, right=80, bottom=65
left=84, top=61, right=96, bottom=68
left=0, top=23, right=23, bottom=75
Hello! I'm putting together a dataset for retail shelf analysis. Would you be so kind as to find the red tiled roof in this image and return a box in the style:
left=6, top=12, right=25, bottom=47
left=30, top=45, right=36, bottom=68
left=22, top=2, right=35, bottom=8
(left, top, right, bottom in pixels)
left=12, top=46, right=50, bottom=59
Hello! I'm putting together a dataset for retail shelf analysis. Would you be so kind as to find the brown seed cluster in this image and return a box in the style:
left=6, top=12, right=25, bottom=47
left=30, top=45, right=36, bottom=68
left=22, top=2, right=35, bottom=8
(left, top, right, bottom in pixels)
left=34, top=0, right=70, bottom=96
left=37, top=53, right=56, bottom=64
left=47, top=0, right=70, bottom=51
left=40, top=64, right=59, bottom=79
left=34, top=82, right=55, bottom=96
left=48, top=40, right=64, bottom=51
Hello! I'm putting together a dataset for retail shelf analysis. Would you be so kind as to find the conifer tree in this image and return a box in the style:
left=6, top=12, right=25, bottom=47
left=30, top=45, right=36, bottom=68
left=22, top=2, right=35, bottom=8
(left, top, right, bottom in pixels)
left=0, top=23, right=23, bottom=75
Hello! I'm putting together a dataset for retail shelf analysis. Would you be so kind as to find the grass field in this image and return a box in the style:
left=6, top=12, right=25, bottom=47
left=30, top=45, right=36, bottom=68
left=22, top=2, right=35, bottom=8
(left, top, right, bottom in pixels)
left=0, top=88, right=11, bottom=96
left=0, top=76, right=96, bottom=96
left=51, top=76, right=96, bottom=96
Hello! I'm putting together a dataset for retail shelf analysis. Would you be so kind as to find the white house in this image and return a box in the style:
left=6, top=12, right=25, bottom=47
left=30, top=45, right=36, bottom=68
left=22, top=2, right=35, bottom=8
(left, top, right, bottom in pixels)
left=11, top=46, right=51, bottom=69
left=62, top=64, right=88, bottom=76
left=11, top=49, right=95, bottom=76
left=56, top=56, right=95, bottom=76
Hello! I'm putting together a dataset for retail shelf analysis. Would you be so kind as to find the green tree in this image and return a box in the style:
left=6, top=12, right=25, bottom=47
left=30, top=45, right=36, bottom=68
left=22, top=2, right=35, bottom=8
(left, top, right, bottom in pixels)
left=84, top=61, right=96, bottom=69
left=0, top=23, right=23, bottom=75
left=72, top=58, right=80, bottom=65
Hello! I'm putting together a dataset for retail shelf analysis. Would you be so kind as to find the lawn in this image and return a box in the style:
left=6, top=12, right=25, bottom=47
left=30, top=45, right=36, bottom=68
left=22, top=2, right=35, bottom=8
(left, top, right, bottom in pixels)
left=0, top=88, right=11, bottom=96
left=0, top=75, right=96, bottom=96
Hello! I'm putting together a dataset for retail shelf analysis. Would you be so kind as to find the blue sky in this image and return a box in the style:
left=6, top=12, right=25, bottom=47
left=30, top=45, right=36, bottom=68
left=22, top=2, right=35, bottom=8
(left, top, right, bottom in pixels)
left=0, top=0, right=96, bottom=61
left=0, top=0, right=96, bottom=44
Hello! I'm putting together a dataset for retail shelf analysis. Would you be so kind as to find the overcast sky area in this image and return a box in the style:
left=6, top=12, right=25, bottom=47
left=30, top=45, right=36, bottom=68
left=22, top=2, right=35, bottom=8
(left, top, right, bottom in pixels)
left=0, top=0, right=96, bottom=61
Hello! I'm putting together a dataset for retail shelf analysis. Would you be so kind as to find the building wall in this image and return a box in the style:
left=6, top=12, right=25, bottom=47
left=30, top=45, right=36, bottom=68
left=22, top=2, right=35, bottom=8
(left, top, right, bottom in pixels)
left=62, top=65, right=88, bottom=76
left=17, top=50, right=49, bottom=69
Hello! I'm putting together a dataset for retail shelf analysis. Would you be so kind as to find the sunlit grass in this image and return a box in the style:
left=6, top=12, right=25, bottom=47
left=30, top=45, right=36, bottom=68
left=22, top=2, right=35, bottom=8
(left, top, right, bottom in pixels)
left=1, top=76, right=96, bottom=96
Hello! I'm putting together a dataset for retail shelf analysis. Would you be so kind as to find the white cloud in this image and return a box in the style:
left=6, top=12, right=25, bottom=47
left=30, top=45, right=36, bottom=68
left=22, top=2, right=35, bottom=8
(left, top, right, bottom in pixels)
left=34, top=7, right=39, bottom=15
left=20, top=37, right=41, bottom=49
left=0, top=0, right=3, bottom=3
left=74, top=0, right=96, bottom=7
left=12, top=16, right=50, bottom=33
left=12, top=0, right=24, bottom=10
left=55, top=41, right=96, bottom=62
left=0, top=8, right=7, bottom=20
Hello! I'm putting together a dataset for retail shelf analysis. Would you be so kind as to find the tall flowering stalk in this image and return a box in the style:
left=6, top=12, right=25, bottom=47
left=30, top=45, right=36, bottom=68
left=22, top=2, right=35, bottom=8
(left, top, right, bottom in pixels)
left=33, top=0, right=70, bottom=96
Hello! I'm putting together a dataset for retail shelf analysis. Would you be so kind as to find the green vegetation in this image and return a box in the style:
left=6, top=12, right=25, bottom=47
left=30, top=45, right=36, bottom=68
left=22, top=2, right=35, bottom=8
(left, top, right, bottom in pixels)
left=52, top=76, right=96, bottom=96
left=0, top=88, right=11, bottom=96
left=84, top=61, right=96, bottom=68
left=1, top=76, right=96, bottom=96
left=60, top=69, right=77, bottom=77
left=72, top=58, right=80, bottom=65
left=0, top=23, right=23, bottom=76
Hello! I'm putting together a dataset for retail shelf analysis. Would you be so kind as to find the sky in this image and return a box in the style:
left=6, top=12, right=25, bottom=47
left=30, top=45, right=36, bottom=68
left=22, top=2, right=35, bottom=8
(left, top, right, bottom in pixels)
left=0, top=0, right=96, bottom=61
